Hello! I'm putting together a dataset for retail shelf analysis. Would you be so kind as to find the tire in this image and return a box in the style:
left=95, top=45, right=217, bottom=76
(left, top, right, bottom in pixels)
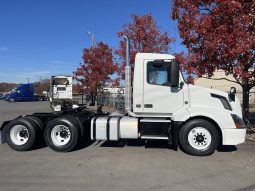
left=5, top=117, right=38, bottom=151
left=44, top=116, right=80, bottom=152
left=179, top=119, right=219, bottom=156
left=25, top=116, right=44, bottom=130
left=25, top=116, right=45, bottom=145
left=9, top=98, right=15, bottom=102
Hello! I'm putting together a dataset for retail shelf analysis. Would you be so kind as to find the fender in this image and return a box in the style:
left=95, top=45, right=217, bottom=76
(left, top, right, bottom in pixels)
left=0, top=120, right=10, bottom=144
left=187, top=107, right=235, bottom=130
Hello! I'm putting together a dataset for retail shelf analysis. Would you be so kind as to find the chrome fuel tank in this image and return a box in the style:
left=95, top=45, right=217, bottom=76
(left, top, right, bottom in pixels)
left=90, top=116, right=138, bottom=141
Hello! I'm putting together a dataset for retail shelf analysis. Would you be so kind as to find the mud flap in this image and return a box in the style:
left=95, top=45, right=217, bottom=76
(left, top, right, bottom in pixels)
left=0, top=121, right=10, bottom=144
left=0, top=131, right=6, bottom=144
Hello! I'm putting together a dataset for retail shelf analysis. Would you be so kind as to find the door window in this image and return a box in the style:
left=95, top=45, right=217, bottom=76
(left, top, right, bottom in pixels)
left=147, top=62, right=170, bottom=86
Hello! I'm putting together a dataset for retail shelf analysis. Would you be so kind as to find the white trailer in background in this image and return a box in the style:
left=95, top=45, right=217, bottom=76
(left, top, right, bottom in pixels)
left=50, top=76, right=78, bottom=111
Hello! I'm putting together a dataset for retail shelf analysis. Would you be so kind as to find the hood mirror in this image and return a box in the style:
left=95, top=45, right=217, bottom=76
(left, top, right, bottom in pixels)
left=229, top=87, right=236, bottom=101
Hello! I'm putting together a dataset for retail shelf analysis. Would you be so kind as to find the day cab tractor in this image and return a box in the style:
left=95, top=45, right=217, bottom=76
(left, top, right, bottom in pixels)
left=50, top=75, right=79, bottom=111
left=0, top=36, right=246, bottom=156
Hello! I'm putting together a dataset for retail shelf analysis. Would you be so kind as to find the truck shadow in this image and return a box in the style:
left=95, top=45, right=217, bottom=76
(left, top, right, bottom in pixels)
left=100, top=140, right=178, bottom=150
left=217, top=145, right=237, bottom=152
left=31, top=139, right=237, bottom=153
left=233, top=183, right=255, bottom=191
left=30, top=139, right=47, bottom=151
left=99, top=140, right=236, bottom=153
left=74, top=139, right=95, bottom=151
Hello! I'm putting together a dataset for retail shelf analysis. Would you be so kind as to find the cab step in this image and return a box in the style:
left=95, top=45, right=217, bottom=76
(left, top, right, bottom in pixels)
left=140, top=135, right=169, bottom=140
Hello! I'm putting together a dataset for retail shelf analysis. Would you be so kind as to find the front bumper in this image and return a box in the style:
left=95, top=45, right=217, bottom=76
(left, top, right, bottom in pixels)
left=222, top=128, right=246, bottom=145
left=0, top=131, right=6, bottom=144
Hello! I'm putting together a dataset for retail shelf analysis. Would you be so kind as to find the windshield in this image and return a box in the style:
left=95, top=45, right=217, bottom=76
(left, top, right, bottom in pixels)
left=53, top=78, right=69, bottom=85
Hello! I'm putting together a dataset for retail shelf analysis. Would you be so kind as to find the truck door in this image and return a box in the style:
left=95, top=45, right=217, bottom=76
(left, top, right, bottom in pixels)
left=143, top=60, right=184, bottom=114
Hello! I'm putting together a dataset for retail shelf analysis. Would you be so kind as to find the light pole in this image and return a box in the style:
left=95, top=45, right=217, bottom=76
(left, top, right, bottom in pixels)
left=40, top=76, right=43, bottom=93
left=87, top=31, right=95, bottom=49
left=87, top=31, right=95, bottom=105
left=26, top=78, right=30, bottom=83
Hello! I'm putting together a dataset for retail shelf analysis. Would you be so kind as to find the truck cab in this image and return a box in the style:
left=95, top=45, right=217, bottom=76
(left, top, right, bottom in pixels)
left=131, top=53, right=246, bottom=147
left=5, top=84, right=36, bottom=102
left=50, top=76, right=78, bottom=111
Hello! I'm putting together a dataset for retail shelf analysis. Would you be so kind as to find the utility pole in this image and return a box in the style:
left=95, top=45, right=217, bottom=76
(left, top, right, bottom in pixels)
left=87, top=31, right=95, bottom=49
left=26, top=78, right=30, bottom=83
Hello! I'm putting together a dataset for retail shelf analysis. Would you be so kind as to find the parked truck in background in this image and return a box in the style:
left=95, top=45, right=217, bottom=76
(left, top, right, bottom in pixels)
left=4, top=83, right=48, bottom=102
left=0, top=36, right=246, bottom=156
left=50, top=76, right=78, bottom=111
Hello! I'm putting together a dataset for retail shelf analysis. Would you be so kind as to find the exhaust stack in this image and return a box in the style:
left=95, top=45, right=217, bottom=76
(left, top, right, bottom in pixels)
left=124, top=36, right=132, bottom=111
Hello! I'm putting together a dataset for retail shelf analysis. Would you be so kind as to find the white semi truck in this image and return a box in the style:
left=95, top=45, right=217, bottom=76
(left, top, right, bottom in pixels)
left=0, top=36, right=246, bottom=156
left=50, top=76, right=78, bottom=111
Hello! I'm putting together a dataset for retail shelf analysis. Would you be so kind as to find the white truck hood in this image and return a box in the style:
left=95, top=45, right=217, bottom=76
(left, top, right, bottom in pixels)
left=188, top=85, right=242, bottom=117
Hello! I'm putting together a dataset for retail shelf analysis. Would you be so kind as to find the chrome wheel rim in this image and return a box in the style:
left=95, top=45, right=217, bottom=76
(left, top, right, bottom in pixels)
left=188, top=127, right=212, bottom=150
left=10, top=125, right=29, bottom=145
left=51, top=125, right=71, bottom=146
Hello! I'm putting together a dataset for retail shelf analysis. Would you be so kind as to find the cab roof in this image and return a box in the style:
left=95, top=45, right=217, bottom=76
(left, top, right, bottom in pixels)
left=136, top=53, right=175, bottom=60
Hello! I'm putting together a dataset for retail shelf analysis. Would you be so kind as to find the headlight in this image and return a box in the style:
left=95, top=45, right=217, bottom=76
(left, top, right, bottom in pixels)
left=231, top=114, right=246, bottom=129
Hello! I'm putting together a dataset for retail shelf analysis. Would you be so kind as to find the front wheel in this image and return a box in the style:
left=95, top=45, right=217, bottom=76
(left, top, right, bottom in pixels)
left=179, top=119, right=220, bottom=156
left=44, top=116, right=80, bottom=152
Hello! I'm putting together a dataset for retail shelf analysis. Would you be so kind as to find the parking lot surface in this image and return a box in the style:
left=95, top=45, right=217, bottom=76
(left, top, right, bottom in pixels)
left=0, top=101, right=255, bottom=191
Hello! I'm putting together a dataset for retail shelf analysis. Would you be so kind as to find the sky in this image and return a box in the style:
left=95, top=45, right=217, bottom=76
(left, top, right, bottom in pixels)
left=0, top=0, right=186, bottom=83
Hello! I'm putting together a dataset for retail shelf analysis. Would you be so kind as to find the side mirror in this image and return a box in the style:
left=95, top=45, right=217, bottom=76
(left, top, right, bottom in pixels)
left=229, top=87, right=236, bottom=101
left=170, top=60, right=179, bottom=87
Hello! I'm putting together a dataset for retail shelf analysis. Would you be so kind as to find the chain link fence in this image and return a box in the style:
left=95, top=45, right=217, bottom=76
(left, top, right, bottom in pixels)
left=96, top=89, right=125, bottom=111
left=73, top=88, right=125, bottom=111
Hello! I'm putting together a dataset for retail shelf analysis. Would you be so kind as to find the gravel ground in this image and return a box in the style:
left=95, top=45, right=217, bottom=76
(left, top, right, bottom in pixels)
left=0, top=100, right=255, bottom=191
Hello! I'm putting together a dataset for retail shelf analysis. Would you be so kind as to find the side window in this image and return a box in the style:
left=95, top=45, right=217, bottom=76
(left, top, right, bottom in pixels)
left=147, top=62, right=170, bottom=86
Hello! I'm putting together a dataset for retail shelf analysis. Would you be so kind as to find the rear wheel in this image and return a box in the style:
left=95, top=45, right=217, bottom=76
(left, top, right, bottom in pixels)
left=44, top=116, right=80, bottom=152
left=179, top=119, right=219, bottom=156
left=5, top=117, right=38, bottom=151
left=25, top=116, right=44, bottom=130
left=25, top=116, right=45, bottom=144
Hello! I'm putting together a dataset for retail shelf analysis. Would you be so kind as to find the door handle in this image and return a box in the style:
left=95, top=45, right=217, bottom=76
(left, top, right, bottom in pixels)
left=144, top=104, right=153, bottom=108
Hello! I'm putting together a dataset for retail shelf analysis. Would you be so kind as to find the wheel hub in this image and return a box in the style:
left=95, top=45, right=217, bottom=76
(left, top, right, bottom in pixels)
left=10, top=125, right=29, bottom=145
left=19, top=130, right=28, bottom=138
left=60, top=130, right=68, bottom=138
left=196, top=134, right=204, bottom=143
left=188, top=127, right=212, bottom=150
left=51, top=125, right=71, bottom=146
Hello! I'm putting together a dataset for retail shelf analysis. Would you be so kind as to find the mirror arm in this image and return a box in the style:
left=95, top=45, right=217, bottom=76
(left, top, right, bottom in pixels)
left=180, top=82, right=184, bottom=89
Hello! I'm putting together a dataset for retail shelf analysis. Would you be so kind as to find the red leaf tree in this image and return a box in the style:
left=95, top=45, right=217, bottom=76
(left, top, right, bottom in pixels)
left=116, top=13, right=175, bottom=79
left=73, top=42, right=117, bottom=105
left=172, top=0, right=255, bottom=121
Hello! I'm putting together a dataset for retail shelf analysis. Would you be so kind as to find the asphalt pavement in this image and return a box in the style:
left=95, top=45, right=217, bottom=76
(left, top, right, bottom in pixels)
left=0, top=100, right=255, bottom=191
